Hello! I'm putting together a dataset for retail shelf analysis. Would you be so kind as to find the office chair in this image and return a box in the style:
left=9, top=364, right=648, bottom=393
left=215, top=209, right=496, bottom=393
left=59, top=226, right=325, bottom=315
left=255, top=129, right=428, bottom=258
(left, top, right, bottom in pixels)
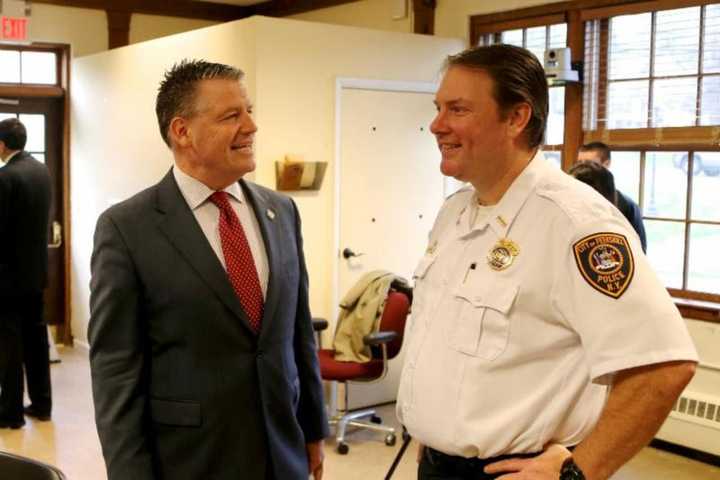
left=0, top=451, right=67, bottom=480
left=314, top=284, right=411, bottom=454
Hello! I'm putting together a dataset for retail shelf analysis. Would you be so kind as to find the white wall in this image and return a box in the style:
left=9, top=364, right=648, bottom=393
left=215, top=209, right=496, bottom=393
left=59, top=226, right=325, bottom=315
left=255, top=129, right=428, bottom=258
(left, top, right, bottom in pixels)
left=70, top=15, right=462, bottom=344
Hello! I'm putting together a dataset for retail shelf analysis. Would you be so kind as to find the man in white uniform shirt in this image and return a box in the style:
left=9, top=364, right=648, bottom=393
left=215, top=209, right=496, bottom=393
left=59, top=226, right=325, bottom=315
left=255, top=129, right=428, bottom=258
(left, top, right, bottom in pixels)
left=396, top=44, right=697, bottom=480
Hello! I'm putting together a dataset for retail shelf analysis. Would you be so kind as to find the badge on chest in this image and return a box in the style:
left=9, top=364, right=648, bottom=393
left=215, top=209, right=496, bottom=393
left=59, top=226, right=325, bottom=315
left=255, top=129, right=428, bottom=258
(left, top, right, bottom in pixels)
left=487, top=238, right=520, bottom=271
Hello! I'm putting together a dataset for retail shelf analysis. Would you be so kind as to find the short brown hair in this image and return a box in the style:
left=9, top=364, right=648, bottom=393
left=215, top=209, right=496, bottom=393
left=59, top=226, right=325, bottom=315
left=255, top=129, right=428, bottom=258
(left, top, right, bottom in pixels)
left=155, top=59, right=243, bottom=147
left=446, top=44, right=548, bottom=148
left=580, top=142, right=611, bottom=163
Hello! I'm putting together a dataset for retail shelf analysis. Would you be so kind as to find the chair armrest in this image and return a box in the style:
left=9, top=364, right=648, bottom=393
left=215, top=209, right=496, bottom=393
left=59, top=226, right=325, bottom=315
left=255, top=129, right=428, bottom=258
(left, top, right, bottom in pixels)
left=363, top=331, right=398, bottom=346
left=312, top=317, right=329, bottom=332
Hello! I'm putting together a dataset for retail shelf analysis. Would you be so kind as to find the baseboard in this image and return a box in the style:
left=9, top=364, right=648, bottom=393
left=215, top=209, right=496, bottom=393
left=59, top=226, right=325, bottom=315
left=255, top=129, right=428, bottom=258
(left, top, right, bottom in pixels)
left=650, top=439, right=720, bottom=467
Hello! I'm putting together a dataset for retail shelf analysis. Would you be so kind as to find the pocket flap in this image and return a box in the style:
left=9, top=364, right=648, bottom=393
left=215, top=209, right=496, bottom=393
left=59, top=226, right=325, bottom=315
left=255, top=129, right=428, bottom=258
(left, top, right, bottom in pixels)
left=150, top=397, right=202, bottom=427
left=456, top=279, right=519, bottom=314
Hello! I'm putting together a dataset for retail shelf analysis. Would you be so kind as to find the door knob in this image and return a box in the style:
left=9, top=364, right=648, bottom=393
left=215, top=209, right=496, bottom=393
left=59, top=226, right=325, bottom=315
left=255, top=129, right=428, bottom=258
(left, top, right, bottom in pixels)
left=342, top=247, right=365, bottom=259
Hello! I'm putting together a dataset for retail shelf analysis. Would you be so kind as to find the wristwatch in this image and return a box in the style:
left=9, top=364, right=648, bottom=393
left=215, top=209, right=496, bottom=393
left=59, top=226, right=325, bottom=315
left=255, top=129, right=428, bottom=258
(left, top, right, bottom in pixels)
left=559, top=457, right=586, bottom=480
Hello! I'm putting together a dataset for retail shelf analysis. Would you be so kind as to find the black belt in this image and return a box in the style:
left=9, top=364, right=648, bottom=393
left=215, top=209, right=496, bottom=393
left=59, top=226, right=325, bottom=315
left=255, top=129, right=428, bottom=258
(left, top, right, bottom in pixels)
left=425, top=447, right=540, bottom=475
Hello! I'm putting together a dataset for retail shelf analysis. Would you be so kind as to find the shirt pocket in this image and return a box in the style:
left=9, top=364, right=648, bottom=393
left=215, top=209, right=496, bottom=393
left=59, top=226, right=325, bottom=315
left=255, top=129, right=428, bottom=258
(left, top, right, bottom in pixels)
left=449, top=278, right=519, bottom=360
left=410, top=253, right=438, bottom=328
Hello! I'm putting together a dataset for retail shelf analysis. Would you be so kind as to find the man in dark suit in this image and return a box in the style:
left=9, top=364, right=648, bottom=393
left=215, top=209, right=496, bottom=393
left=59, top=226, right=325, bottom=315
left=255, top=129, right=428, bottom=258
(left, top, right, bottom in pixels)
left=578, top=142, right=647, bottom=252
left=0, top=118, right=53, bottom=429
left=89, top=60, right=328, bottom=480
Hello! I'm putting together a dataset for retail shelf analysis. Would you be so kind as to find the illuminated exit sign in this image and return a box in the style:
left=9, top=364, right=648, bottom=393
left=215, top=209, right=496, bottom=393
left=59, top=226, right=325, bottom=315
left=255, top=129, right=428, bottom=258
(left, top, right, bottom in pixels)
left=1, top=16, right=28, bottom=41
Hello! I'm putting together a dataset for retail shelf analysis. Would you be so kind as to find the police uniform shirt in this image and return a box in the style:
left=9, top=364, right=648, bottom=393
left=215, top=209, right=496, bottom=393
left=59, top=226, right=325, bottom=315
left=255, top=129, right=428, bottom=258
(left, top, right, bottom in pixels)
left=396, top=151, right=698, bottom=459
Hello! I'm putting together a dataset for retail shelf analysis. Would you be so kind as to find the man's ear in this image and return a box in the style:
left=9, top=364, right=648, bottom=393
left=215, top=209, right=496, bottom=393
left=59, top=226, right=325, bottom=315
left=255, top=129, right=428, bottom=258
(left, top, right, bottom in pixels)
left=506, top=102, right=533, bottom=141
left=168, top=117, right=192, bottom=149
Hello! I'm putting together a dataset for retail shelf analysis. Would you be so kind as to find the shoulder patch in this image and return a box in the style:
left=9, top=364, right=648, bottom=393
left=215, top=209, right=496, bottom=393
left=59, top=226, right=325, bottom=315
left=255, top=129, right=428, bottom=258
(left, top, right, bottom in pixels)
left=573, top=232, right=634, bottom=299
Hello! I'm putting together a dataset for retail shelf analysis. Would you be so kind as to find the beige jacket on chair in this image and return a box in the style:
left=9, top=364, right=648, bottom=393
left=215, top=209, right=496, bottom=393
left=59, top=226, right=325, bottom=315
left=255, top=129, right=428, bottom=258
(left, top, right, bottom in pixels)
left=332, top=270, right=405, bottom=362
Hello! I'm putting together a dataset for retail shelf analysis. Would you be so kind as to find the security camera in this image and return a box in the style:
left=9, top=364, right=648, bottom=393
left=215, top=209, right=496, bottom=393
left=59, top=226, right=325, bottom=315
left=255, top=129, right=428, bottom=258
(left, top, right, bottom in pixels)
left=544, top=48, right=579, bottom=85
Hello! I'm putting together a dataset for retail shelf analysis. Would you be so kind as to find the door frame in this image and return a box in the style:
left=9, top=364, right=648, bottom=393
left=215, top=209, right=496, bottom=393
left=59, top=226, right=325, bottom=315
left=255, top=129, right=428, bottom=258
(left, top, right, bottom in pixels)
left=332, top=78, right=438, bottom=326
left=0, top=42, right=72, bottom=345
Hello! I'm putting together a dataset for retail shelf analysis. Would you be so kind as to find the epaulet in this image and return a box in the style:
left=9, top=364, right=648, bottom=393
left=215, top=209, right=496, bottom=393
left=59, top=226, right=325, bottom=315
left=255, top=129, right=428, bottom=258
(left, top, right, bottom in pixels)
left=536, top=174, right=618, bottom=227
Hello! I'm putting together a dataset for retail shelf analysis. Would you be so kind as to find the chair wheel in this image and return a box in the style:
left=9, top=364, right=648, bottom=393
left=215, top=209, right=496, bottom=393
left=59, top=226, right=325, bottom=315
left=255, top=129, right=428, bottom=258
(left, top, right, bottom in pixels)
left=337, top=442, right=349, bottom=455
left=384, top=433, right=397, bottom=446
left=370, top=415, right=382, bottom=424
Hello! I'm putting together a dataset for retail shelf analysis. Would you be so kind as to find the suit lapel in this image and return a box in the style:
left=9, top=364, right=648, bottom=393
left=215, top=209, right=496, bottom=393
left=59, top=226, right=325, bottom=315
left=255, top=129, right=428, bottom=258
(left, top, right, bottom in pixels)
left=240, top=180, right=283, bottom=340
left=155, top=170, right=256, bottom=335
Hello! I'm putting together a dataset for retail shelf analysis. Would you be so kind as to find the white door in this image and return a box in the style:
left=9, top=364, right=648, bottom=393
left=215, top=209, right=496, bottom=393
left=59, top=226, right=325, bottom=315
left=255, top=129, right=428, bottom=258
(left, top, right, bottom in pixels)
left=337, top=86, right=445, bottom=409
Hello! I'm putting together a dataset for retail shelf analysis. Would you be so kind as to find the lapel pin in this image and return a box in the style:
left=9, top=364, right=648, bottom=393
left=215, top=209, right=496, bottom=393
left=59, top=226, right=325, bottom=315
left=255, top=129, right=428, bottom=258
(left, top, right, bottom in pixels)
left=266, top=209, right=276, bottom=220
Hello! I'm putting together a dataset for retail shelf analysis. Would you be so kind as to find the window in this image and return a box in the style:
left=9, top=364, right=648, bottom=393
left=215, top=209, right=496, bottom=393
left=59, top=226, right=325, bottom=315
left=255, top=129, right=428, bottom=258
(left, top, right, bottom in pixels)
left=609, top=150, right=720, bottom=294
left=0, top=48, right=57, bottom=85
left=585, top=5, right=720, bottom=130
left=477, top=23, right=568, bottom=167
left=471, top=0, right=720, bottom=302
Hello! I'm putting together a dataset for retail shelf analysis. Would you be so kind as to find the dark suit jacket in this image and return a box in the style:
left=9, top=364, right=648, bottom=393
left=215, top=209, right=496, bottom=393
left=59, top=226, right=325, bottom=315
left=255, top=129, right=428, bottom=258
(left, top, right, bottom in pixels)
left=615, top=190, right=647, bottom=252
left=0, top=151, right=51, bottom=297
left=89, top=170, right=328, bottom=480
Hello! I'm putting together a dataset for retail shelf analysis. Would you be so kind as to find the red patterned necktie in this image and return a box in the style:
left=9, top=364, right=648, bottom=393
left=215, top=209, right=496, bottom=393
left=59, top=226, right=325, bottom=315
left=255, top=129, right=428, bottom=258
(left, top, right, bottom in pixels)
left=209, top=191, right=264, bottom=332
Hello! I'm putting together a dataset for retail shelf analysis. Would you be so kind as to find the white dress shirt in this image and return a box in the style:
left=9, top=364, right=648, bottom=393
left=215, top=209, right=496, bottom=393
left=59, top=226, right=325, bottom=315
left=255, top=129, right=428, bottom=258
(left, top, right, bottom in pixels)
left=173, top=166, right=269, bottom=298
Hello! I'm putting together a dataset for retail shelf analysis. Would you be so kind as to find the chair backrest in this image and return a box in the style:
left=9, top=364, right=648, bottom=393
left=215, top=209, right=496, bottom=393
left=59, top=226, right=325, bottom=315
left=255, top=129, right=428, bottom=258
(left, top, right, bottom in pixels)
left=0, top=452, right=66, bottom=480
left=376, top=289, right=411, bottom=359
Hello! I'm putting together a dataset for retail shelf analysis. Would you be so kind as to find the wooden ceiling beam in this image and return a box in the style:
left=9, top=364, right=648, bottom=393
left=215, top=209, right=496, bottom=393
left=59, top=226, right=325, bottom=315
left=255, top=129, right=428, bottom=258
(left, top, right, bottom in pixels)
left=250, top=0, right=361, bottom=17
left=31, top=0, right=253, bottom=22
left=30, top=0, right=362, bottom=21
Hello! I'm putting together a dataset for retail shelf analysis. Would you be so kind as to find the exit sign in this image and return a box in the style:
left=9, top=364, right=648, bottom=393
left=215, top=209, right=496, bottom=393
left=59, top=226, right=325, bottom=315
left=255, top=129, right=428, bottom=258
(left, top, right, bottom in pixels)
left=1, top=16, right=28, bottom=41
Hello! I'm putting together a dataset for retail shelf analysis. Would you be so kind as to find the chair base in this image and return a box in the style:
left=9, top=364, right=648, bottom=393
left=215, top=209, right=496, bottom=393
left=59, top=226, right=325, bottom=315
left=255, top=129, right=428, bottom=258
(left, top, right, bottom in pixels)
left=329, top=408, right=397, bottom=454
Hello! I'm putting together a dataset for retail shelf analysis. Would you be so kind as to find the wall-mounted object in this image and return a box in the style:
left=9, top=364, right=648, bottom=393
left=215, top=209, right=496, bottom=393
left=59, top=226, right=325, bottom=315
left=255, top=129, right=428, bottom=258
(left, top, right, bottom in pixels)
left=275, top=155, right=327, bottom=191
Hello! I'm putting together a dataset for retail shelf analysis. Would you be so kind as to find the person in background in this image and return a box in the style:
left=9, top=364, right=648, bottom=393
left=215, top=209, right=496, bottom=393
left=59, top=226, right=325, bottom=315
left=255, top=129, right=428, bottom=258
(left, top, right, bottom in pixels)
left=568, top=160, right=617, bottom=204
left=0, top=117, right=53, bottom=429
left=397, top=44, right=697, bottom=480
left=578, top=142, right=647, bottom=252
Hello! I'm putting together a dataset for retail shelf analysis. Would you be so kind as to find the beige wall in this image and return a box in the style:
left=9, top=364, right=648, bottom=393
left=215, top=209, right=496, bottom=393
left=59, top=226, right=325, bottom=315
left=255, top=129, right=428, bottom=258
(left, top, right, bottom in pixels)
left=70, top=16, right=462, bottom=344
left=130, top=14, right=218, bottom=45
left=289, top=0, right=412, bottom=33
left=289, top=0, right=566, bottom=44
left=27, top=4, right=107, bottom=57
left=23, top=4, right=219, bottom=57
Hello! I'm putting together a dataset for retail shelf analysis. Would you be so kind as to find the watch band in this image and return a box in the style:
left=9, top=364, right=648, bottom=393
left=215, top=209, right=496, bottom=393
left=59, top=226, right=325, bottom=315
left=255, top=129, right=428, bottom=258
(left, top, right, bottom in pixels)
left=559, top=457, right=586, bottom=480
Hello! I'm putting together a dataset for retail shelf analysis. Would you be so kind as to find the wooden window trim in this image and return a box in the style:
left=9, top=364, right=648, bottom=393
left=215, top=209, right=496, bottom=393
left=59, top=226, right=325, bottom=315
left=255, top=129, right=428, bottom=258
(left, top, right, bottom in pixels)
left=0, top=42, right=62, bottom=87
left=472, top=14, right=566, bottom=40
left=581, top=0, right=718, bottom=20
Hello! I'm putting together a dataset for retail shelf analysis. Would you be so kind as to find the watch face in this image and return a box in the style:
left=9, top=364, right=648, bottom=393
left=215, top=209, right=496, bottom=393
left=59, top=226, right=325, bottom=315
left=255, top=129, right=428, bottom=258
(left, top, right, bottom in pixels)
left=560, top=459, right=586, bottom=480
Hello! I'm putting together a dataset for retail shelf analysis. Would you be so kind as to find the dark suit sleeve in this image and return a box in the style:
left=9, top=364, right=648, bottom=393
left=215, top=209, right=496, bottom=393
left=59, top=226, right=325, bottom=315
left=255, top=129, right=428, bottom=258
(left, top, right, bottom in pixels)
left=290, top=199, right=330, bottom=442
left=88, top=211, right=154, bottom=480
left=630, top=202, right=647, bottom=253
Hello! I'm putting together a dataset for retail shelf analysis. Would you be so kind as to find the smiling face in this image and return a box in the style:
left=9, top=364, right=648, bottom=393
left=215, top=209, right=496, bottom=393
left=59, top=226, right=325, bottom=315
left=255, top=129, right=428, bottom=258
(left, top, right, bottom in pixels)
left=171, top=78, right=257, bottom=189
left=430, top=66, right=514, bottom=186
